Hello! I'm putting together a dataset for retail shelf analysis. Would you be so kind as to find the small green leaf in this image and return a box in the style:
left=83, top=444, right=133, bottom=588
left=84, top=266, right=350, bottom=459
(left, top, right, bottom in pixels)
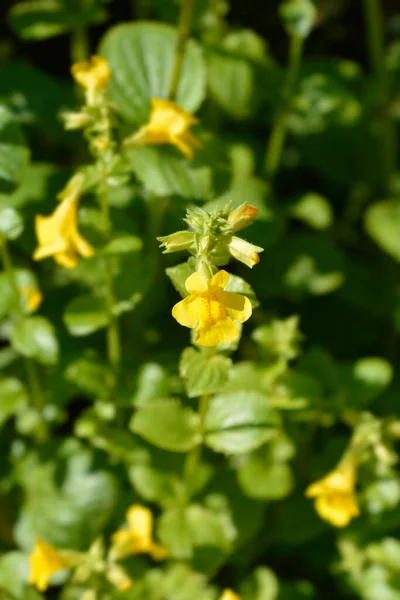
left=290, top=193, right=333, bottom=230
left=103, top=234, right=142, bottom=255
left=100, top=22, right=206, bottom=123
left=11, top=316, right=59, bottom=365
left=64, top=295, right=109, bottom=337
left=280, top=0, right=317, bottom=38
left=131, top=397, right=201, bottom=452
left=180, top=347, right=232, bottom=398
left=365, top=200, right=400, bottom=262
left=225, top=274, right=259, bottom=308
left=0, top=104, right=29, bottom=193
left=238, top=456, right=294, bottom=500
left=166, top=261, right=194, bottom=298
left=241, top=567, right=279, bottom=600
left=0, top=377, right=28, bottom=427
left=204, top=391, right=280, bottom=455
left=0, top=207, right=24, bottom=239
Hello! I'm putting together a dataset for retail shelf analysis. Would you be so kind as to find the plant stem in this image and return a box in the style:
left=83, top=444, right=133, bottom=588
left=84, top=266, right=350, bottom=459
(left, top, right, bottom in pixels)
left=264, top=34, right=304, bottom=179
left=98, top=186, right=121, bottom=392
left=363, top=0, right=396, bottom=191
left=70, top=26, right=90, bottom=64
left=0, top=237, right=45, bottom=414
left=183, top=393, right=210, bottom=502
left=169, top=0, right=196, bottom=100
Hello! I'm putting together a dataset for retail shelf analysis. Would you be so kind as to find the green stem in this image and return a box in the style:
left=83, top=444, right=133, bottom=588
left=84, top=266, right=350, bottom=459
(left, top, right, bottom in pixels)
left=183, top=393, right=210, bottom=502
left=0, top=238, right=45, bottom=414
left=169, top=0, right=196, bottom=100
left=70, top=26, right=90, bottom=64
left=264, top=34, right=304, bottom=179
left=98, top=187, right=121, bottom=391
left=363, top=0, right=396, bottom=191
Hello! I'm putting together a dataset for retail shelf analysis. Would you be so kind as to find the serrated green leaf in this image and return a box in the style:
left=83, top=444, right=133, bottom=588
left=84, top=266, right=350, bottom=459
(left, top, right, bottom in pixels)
left=100, top=22, right=206, bottom=123
left=180, top=347, right=232, bottom=398
left=11, top=316, right=59, bottom=365
left=204, top=391, right=280, bottom=454
left=131, top=397, right=201, bottom=452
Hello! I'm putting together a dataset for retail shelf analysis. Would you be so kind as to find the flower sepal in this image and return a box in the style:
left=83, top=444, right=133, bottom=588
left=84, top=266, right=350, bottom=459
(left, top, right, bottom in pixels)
left=158, top=231, right=196, bottom=253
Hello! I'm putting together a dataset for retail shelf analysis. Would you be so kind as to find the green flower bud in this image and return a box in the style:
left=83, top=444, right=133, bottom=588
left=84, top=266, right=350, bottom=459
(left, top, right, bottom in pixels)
left=62, top=111, right=92, bottom=130
left=228, top=236, right=263, bottom=268
left=157, top=231, right=196, bottom=253
left=280, top=0, right=317, bottom=39
left=228, top=203, right=259, bottom=232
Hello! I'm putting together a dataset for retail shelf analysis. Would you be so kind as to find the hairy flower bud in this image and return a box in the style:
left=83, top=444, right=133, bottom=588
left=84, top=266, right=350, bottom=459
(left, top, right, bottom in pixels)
left=228, top=203, right=259, bottom=232
left=62, top=111, right=92, bottom=130
left=157, top=231, right=196, bottom=253
left=228, top=236, right=263, bottom=268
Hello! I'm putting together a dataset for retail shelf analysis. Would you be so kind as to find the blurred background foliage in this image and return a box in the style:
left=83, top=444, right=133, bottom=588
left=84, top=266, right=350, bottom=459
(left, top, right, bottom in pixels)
left=0, top=0, right=400, bottom=599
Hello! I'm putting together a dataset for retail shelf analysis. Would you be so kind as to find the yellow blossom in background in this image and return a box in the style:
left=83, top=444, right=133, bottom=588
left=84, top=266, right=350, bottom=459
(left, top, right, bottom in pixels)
left=125, top=98, right=202, bottom=159
left=228, top=203, right=259, bottom=232
left=110, top=504, right=167, bottom=561
left=33, top=174, right=94, bottom=269
left=172, top=270, right=252, bottom=347
left=20, top=285, right=42, bottom=312
left=71, top=55, right=111, bottom=105
left=220, top=589, right=242, bottom=600
left=305, top=460, right=360, bottom=527
left=29, top=538, right=67, bottom=592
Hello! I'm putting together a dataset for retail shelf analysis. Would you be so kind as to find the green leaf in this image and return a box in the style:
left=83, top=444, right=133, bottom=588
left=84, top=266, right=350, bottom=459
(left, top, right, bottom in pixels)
left=365, top=200, right=400, bottom=262
left=103, top=234, right=143, bottom=255
left=179, top=347, right=232, bottom=398
left=241, top=567, right=279, bottom=600
left=63, top=295, right=109, bottom=337
left=131, top=397, right=201, bottom=452
left=225, top=274, right=259, bottom=308
left=157, top=507, right=193, bottom=559
left=0, top=104, right=29, bottom=193
left=11, top=316, right=59, bottom=365
left=0, top=552, right=33, bottom=600
left=290, top=193, right=333, bottom=230
left=9, top=0, right=106, bottom=40
left=166, top=261, right=194, bottom=298
left=238, top=456, right=294, bottom=500
left=207, top=30, right=270, bottom=119
left=100, top=22, right=206, bottom=123
left=280, top=0, right=317, bottom=38
left=0, top=377, right=28, bottom=427
left=65, top=356, right=113, bottom=398
left=0, top=207, right=24, bottom=239
left=204, top=391, right=280, bottom=455
left=14, top=439, right=118, bottom=550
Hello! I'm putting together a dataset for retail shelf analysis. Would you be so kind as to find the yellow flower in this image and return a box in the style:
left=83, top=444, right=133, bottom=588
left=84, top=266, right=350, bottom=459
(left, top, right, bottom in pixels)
left=110, top=504, right=167, bottom=561
left=125, top=98, right=202, bottom=159
left=71, top=55, right=111, bottom=105
left=33, top=174, right=94, bottom=269
left=29, top=538, right=66, bottom=592
left=20, top=285, right=42, bottom=312
left=305, top=461, right=360, bottom=527
left=228, top=203, right=259, bottom=232
left=228, top=236, right=263, bottom=268
left=220, top=589, right=241, bottom=600
left=172, top=270, right=252, bottom=347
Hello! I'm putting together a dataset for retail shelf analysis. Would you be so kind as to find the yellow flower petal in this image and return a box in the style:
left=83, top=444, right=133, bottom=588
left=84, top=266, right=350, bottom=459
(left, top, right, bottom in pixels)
left=315, top=494, right=360, bottom=528
left=306, top=464, right=356, bottom=498
left=195, top=318, right=240, bottom=346
left=71, top=231, right=95, bottom=258
left=126, top=505, right=153, bottom=544
left=210, top=269, right=229, bottom=290
left=218, top=291, right=252, bottom=323
left=20, top=286, right=42, bottom=313
left=172, top=295, right=201, bottom=328
left=71, top=55, right=111, bottom=90
left=185, top=271, right=208, bottom=294
left=54, top=250, right=79, bottom=269
left=29, top=538, right=66, bottom=592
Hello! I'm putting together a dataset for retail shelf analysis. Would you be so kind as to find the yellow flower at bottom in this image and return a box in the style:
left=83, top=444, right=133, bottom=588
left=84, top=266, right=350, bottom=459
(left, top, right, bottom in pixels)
left=305, top=461, right=360, bottom=527
left=33, top=175, right=94, bottom=269
left=172, top=270, right=252, bottom=347
left=110, top=504, right=166, bottom=561
left=220, top=589, right=241, bottom=600
left=125, top=98, right=202, bottom=159
left=29, top=538, right=66, bottom=592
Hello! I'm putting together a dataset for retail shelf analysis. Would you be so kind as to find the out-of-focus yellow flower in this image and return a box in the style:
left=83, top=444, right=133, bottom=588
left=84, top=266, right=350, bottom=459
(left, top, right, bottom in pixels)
left=33, top=173, right=94, bottom=269
left=228, top=203, right=259, bottom=233
left=20, top=285, right=42, bottom=312
left=29, top=538, right=66, bottom=592
left=125, top=98, right=202, bottom=159
left=106, top=563, right=134, bottom=592
left=305, top=461, right=360, bottom=527
left=220, top=589, right=241, bottom=600
left=71, top=55, right=111, bottom=105
left=110, top=505, right=167, bottom=561
left=172, top=270, right=252, bottom=347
